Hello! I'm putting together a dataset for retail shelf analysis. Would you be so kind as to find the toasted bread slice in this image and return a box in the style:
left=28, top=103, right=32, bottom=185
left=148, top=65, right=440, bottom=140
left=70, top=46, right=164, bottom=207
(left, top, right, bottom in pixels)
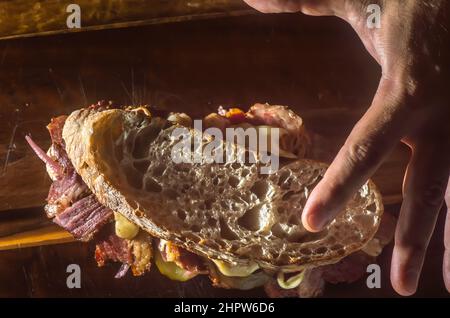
left=62, top=107, right=383, bottom=271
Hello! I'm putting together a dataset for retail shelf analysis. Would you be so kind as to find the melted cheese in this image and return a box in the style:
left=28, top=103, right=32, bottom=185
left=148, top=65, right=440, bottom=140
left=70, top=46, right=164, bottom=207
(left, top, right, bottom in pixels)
left=114, top=212, right=139, bottom=240
left=277, top=271, right=305, bottom=289
left=212, top=259, right=259, bottom=277
left=155, top=250, right=198, bottom=282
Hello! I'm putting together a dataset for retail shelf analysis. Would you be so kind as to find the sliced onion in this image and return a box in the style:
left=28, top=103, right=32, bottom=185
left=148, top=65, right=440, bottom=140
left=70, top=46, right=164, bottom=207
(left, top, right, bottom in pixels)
left=277, top=270, right=305, bottom=289
left=25, top=135, right=62, bottom=176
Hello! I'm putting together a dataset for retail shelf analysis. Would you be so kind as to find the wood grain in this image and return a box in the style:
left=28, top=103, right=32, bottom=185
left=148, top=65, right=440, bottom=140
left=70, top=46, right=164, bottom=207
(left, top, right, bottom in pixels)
left=0, top=224, right=73, bottom=251
left=0, top=0, right=252, bottom=40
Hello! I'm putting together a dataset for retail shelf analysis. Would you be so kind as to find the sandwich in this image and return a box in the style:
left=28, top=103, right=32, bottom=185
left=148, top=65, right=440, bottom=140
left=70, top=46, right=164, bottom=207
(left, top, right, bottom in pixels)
left=26, top=101, right=395, bottom=297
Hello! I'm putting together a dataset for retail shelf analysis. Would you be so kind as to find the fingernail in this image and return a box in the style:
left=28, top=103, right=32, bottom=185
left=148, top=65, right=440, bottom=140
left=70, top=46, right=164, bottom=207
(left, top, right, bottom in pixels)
left=306, top=206, right=333, bottom=231
left=402, top=269, right=419, bottom=296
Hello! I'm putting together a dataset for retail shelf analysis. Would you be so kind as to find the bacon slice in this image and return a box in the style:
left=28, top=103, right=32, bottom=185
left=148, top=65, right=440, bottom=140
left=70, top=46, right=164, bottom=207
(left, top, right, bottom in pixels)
left=246, top=103, right=310, bottom=157
left=27, top=112, right=114, bottom=239
left=158, top=239, right=205, bottom=273
left=211, top=104, right=310, bottom=158
left=95, top=234, right=133, bottom=268
left=95, top=232, right=152, bottom=278
left=28, top=104, right=156, bottom=279
left=246, top=103, right=304, bottom=131
left=45, top=168, right=89, bottom=216
left=48, top=144, right=76, bottom=176
left=47, top=115, right=68, bottom=145
left=54, top=194, right=113, bottom=241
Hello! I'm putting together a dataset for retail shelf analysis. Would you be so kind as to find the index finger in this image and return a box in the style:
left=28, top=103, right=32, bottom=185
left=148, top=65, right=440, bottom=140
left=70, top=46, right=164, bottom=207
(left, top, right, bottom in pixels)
left=302, top=78, right=410, bottom=232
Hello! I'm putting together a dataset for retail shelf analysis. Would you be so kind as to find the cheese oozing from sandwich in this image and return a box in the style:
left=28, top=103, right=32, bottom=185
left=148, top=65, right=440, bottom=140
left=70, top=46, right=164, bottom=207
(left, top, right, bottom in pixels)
left=212, top=259, right=260, bottom=277
left=114, top=212, right=139, bottom=240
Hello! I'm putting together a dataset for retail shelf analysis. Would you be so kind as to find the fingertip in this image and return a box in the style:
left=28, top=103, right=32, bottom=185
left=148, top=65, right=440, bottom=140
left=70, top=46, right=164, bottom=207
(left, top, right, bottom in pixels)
left=301, top=212, right=323, bottom=233
left=301, top=196, right=332, bottom=233
left=391, top=277, right=418, bottom=297
left=390, top=247, right=420, bottom=296
left=390, top=269, right=417, bottom=296
left=444, top=250, right=450, bottom=293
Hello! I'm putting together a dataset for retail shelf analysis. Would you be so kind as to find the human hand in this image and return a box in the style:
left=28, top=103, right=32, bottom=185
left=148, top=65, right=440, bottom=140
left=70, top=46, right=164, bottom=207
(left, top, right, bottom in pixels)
left=244, top=0, right=450, bottom=296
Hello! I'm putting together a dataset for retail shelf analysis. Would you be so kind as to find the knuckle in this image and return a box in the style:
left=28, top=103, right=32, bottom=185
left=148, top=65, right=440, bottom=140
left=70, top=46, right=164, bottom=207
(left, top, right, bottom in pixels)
left=345, top=139, right=383, bottom=170
left=383, top=71, right=426, bottom=112
left=421, top=178, right=447, bottom=209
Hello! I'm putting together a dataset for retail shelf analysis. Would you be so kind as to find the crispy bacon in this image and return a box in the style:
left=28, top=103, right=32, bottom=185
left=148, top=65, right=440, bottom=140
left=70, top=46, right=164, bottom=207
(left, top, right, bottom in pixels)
left=95, top=234, right=133, bottom=267
left=27, top=112, right=114, bottom=239
left=28, top=104, right=154, bottom=279
left=246, top=103, right=309, bottom=157
left=47, top=115, right=68, bottom=145
left=45, top=172, right=89, bottom=218
left=49, top=144, right=76, bottom=176
left=246, top=103, right=304, bottom=132
left=224, top=108, right=246, bottom=124
left=54, top=194, right=113, bottom=241
left=158, top=239, right=205, bottom=273
left=95, top=232, right=152, bottom=278
left=213, top=104, right=309, bottom=158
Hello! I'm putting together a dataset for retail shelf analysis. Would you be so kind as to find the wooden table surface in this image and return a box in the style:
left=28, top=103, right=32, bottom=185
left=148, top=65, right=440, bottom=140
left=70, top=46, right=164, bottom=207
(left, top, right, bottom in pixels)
left=0, top=13, right=448, bottom=297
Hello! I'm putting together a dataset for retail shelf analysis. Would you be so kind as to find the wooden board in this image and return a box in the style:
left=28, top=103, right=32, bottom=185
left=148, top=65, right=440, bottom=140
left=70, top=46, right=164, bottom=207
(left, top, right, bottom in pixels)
left=0, top=0, right=252, bottom=40
left=0, top=14, right=409, bottom=250
left=1, top=205, right=449, bottom=297
left=0, top=224, right=73, bottom=251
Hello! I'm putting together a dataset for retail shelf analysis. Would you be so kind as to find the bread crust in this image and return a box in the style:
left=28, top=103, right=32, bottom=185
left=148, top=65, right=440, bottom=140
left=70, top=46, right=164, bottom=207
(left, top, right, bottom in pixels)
left=63, top=107, right=383, bottom=271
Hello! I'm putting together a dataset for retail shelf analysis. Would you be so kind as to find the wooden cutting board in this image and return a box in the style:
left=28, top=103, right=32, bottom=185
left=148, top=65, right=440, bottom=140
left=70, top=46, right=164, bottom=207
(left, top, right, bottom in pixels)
left=0, top=0, right=252, bottom=40
left=0, top=14, right=409, bottom=250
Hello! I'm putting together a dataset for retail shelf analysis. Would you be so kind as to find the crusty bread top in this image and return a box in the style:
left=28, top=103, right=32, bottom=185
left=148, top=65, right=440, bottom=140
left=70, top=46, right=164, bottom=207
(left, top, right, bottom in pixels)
left=62, top=107, right=383, bottom=271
